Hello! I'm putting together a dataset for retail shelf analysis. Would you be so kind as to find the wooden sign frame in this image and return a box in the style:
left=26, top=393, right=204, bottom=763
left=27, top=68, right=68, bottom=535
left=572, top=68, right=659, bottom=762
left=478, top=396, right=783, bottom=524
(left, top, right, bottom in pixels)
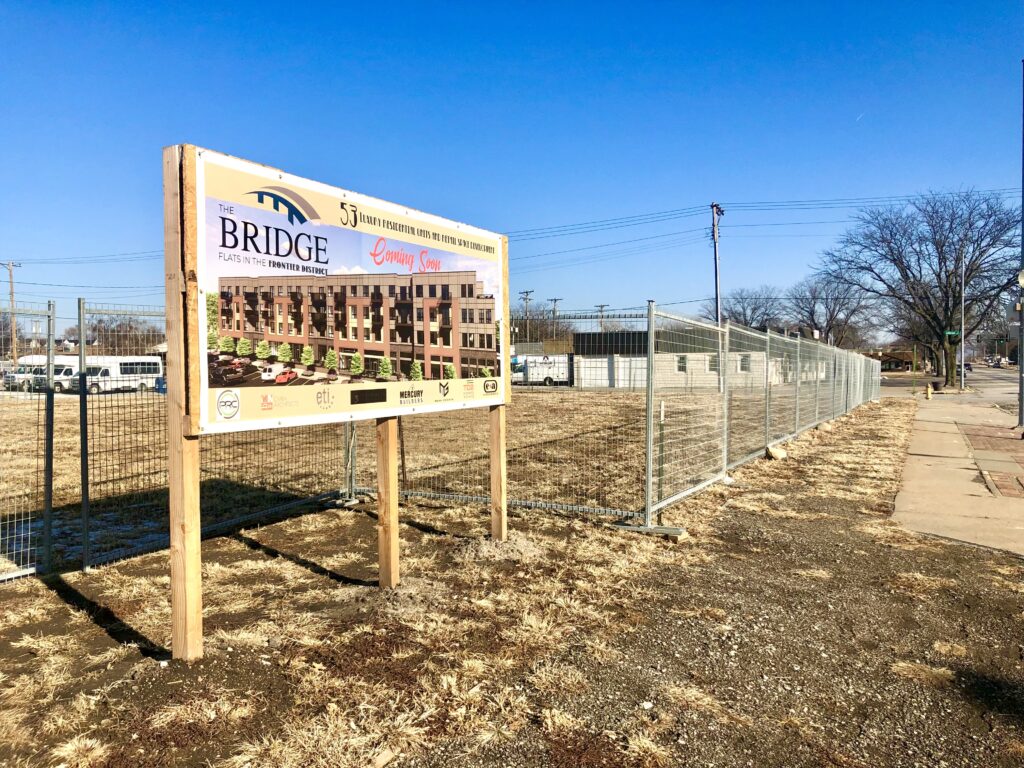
left=162, top=145, right=509, bottom=660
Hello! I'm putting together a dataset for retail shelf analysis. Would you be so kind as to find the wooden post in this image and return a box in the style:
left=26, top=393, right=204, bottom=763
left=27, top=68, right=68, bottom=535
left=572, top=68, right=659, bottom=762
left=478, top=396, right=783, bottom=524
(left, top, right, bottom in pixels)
left=376, top=416, right=400, bottom=588
left=489, top=404, right=507, bottom=541
left=164, top=145, right=203, bottom=660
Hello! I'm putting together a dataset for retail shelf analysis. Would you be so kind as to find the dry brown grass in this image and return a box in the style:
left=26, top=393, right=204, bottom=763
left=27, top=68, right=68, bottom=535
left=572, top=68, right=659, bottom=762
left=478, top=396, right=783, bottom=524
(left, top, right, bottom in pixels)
left=890, top=661, right=956, bottom=687
left=887, top=571, right=957, bottom=598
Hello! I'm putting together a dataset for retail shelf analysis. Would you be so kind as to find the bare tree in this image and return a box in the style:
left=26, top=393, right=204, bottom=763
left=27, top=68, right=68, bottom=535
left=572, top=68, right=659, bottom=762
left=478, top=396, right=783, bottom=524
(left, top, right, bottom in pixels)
left=821, top=191, right=1020, bottom=386
left=699, top=285, right=783, bottom=329
left=785, top=275, right=873, bottom=347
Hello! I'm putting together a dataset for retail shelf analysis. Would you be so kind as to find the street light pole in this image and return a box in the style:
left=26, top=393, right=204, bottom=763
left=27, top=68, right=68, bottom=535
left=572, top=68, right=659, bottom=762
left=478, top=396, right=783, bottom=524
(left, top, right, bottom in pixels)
left=960, top=247, right=966, bottom=391
left=1018, top=58, right=1024, bottom=428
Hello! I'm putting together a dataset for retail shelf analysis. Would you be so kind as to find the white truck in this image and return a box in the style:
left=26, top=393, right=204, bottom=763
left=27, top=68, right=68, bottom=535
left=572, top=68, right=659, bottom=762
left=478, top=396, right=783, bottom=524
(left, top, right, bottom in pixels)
left=511, top=354, right=572, bottom=386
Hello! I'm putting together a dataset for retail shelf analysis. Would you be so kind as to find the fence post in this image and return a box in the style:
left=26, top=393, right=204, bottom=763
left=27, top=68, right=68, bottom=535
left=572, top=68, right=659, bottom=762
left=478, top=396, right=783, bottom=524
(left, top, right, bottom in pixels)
left=832, top=350, right=838, bottom=419
left=644, top=300, right=656, bottom=527
left=794, top=336, right=801, bottom=433
left=42, top=301, right=55, bottom=574
left=347, top=423, right=357, bottom=499
left=764, top=330, right=771, bottom=448
left=722, top=322, right=730, bottom=474
left=78, top=298, right=90, bottom=569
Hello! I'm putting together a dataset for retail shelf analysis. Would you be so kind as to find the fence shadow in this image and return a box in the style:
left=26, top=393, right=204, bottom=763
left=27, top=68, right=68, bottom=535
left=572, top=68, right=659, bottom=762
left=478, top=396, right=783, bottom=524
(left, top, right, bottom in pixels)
left=30, top=478, right=343, bottom=575
left=40, top=573, right=170, bottom=660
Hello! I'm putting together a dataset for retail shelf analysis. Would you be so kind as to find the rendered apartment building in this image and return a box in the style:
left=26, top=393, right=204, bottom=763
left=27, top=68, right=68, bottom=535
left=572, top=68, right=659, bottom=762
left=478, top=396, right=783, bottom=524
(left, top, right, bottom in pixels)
left=217, top=271, right=498, bottom=378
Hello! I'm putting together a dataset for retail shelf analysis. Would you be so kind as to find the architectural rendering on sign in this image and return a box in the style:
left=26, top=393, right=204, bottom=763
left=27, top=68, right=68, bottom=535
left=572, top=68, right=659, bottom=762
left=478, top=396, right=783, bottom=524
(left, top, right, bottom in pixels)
left=193, top=148, right=508, bottom=433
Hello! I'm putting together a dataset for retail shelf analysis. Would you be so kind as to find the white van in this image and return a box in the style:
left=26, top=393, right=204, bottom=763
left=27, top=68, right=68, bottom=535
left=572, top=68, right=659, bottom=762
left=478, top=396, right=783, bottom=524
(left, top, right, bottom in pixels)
left=70, top=356, right=164, bottom=393
left=513, top=354, right=572, bottom=386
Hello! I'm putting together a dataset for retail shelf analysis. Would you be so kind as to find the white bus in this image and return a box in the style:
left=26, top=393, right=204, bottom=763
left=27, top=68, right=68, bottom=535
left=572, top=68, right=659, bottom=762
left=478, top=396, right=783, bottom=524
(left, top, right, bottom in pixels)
left=68, top=356, right=164, bottom=394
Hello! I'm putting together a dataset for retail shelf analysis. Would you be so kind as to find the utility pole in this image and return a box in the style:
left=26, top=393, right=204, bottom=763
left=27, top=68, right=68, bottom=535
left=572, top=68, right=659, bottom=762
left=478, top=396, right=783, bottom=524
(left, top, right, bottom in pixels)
left=4, top=261, right=20, bottom=364
left=548, top=298, right=562, bottom=340
left=595, top=303, right=608, bottom=331
left=519, top=290, right=534, bottom=344
left=711, top=203, right=725, bottom=326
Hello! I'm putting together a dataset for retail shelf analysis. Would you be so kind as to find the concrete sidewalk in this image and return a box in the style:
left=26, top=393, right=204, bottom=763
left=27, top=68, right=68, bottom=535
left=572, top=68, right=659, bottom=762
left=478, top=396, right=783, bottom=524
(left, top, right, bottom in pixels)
left=894, top=395, right=1024, bottom=555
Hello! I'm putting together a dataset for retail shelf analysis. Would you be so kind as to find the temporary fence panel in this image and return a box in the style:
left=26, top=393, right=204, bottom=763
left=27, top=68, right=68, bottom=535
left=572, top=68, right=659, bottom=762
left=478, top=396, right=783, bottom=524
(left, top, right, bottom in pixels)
left=0, top=301, right=55, bottom=581
left=725, top=325, right=769, bottom=467
left=768, top=331, right=799, bottom=445
left=72, top=303, right=354, bottom=569
left=648, top=310, right=726, bottom=516
left=356, top=312, right=650, bottom=520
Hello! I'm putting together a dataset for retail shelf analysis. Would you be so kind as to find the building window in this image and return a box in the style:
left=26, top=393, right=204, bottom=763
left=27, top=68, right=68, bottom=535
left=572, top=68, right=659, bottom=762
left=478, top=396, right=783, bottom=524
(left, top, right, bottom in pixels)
left=429, top=285, right=436, bottom=298
left=429, top=308, right=437, bottom=322
left=676, top=355, right=687, bottom=373
left=277, top=286, right=283, bottom=297
left=467, top=285, right=474, bottom=297
left=707, top=355, right=719, bottom=373
left=460, top=284, right=467, bottom=298
left=390, top=330, right=397, bottom=342
left=739, top=354, right=751, bottom=373
left=486, top=334, right=493, bottom=349
left=416, top=285, right=423, bottom=298
left=277, top=322, right=283, bottom=335
left=461, top=333, right=468, bottom=347
left=388, top=285, right=395, bottom=297
left=416, top=308, right=424, bottom=322
left=467, top=309, right=475, bottom=324
left=363, top=328, right=370, bottom=341
left=484, top=309, right=492, bottom=324
left=363, top=307, right=370, bottom=320
left=327, top=327, right=333, bottom=338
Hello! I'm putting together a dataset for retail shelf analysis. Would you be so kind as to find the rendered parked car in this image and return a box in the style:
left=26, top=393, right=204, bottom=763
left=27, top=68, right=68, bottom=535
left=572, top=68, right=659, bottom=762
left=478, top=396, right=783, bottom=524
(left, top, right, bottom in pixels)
left=275, top=369, right=298, bottom=385
left=219, top=368, right=244, bottom=384
left=260, top=366, right=276, bottom=382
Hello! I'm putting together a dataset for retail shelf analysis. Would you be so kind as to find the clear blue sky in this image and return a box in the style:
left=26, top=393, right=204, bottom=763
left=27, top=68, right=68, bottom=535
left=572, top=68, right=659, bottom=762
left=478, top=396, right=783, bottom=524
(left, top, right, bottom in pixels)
left=1, top=2, right=1021, bottom=330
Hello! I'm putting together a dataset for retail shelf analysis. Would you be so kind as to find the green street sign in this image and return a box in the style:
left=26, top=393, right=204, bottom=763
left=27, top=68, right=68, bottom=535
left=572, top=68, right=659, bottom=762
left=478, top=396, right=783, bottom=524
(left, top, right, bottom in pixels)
left=944, top=330, right=960, bottom=336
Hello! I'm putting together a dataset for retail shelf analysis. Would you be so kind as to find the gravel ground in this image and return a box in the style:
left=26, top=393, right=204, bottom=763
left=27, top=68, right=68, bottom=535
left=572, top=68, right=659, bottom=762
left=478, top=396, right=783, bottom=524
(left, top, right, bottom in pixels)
left=5, top=398, right=1024, bottom=767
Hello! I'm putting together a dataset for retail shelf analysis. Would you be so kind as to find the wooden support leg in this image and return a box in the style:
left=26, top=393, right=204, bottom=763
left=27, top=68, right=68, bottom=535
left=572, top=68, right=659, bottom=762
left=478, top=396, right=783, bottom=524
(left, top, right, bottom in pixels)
left=489, top=404, right=508, bottom=542
left=376, top=416, right=400, bottom=588
left=169, top=428, right=202, bottom=660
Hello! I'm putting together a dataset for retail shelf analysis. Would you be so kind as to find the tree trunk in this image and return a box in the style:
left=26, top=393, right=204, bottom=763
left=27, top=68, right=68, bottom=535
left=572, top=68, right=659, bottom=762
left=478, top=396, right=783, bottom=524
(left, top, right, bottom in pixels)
left=943, top=341, right=958, bottom=387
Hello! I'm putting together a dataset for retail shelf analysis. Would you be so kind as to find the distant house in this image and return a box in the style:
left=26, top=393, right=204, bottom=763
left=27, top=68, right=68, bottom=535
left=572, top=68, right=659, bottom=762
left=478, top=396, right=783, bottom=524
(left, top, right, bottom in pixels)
left=864, top=349, right=925, bottom=373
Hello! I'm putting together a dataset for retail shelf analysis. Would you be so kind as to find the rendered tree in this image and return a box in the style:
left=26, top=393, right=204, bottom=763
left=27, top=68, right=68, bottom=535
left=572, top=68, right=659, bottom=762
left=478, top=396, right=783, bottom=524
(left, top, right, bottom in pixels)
left=206, top=293, right=219, bottom=330
left=323, top=348, right=338, bottom=372
left=235, top=337, right=253, bottom=357
left=349, top=352, right=364, bottom=376
left=443, top=363, right=456, bottom=379
left=300, top=344, right=315, bottom=368
left=378, top=357, right=393, bottom=379
left=479, top=366, right=493, bottom=378
left=409, top=359, right=423, bottom=380
left=207, top=327, right=219, bottom=350
left=219, top=335, right=235, bottom=354
left=276, top=342, right=293, bottom=365
left=255, top=340, right=271, bottom=360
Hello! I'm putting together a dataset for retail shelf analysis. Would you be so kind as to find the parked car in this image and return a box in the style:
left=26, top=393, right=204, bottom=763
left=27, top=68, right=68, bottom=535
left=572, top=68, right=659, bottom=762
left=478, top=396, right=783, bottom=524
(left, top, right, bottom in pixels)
left=275, top=369, right=298, bottom=385
left=260, top=366, right=276, bottom=382
left=219, top=368, right=244, bottom=384
left=300, top=368, right=316, bottom=378
left=231, top=357, right=251, bottom=368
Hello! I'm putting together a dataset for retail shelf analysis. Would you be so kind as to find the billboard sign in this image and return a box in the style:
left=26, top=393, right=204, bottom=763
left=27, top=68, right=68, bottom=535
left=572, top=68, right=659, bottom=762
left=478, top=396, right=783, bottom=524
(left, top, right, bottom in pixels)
left=175, top=147, right=508, bottom=434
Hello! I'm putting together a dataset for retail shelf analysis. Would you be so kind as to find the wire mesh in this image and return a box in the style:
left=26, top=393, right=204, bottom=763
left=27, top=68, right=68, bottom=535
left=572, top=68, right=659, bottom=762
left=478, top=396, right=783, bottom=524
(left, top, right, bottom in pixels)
left=66, top=304, right=353, bottom=568
left=725, top=325, right=769, bottom=466
left=768, top=331, right=799, bottom=444
left=650, top=310, right=725, bottom=513
left=0, top=302, right=52, bottom=580
left=354, top=312, right=650, bottom=519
